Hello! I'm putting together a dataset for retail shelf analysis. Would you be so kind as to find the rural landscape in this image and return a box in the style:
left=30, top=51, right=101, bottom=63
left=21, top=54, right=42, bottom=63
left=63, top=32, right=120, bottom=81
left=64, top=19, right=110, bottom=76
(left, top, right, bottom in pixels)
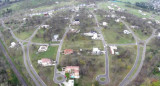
left=0, top=0, right=160, bottom=86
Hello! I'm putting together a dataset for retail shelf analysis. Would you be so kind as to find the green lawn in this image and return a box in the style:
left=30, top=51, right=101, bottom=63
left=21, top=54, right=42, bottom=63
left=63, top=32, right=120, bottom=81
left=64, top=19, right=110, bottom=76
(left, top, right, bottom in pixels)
left=30, top=45, right=58, bottom=86
left=108, top=45, right=137, bottom=86
left=14, top=30, right=34, bottom=40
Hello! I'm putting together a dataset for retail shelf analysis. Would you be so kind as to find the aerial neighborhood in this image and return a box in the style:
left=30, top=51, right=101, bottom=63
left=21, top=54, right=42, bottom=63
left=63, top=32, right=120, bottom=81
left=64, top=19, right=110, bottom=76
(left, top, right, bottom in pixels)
left=0, top=0, right=160, bottom=86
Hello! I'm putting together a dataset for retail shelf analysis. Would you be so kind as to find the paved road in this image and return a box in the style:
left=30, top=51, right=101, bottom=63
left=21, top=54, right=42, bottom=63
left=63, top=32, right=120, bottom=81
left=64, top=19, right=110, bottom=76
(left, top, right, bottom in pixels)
left=1, top=19, right=41, bottom=86
left=91, top=11, right=110, bottom=85
left=53, top=14, right=74, bottom=84
left=0, top=41, right=27, bottom=86
left=107, top=43, right=136, bottom=46
left=119, top=23, right=157, bottom=86
left=20, top=43, right=40, bottom=86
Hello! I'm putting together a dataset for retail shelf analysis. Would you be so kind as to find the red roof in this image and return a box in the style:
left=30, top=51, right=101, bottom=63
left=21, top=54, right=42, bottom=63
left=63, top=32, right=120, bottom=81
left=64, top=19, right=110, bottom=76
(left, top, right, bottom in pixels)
left=64, top=49, right=73, bottom=55
left=41, top=58, right=51, bottom=63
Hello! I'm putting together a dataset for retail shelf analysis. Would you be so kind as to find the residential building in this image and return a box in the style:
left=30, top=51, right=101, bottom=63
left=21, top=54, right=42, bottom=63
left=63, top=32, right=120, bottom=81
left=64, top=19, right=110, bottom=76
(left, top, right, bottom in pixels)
left=41, top=25, right=49, bottom=29
left=115, top=19, right=120, bottom=22
left=110, top=46, right=117, bottom=55
left=103, top=22, right=108, bottom=26
left=123, top=30, right=131, bottom=34
left=38, top=45, right=48, bottom=52
left=158, top=67, right=160, bottom=71
left=92, top=48, right=101, bottom=55
left=72, top=20, right=80, bottom=25
left=38, top=58, right=55, bottom=66
left=147, top=21, right=152, bottom=24
left=63, top=66, right=80, bottom=79
left=64, top=49, right=73, bottom=55
left=52, top=34, right=59, bottom=41
left=10, top=42, right=16, bottom=48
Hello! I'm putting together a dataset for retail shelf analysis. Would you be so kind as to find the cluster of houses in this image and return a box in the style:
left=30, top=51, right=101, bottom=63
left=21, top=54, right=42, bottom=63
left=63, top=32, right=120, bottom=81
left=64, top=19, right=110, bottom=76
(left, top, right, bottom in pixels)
left=37, top=45, right=56, bottom=66
left=138, top=10, right=147, bottom=16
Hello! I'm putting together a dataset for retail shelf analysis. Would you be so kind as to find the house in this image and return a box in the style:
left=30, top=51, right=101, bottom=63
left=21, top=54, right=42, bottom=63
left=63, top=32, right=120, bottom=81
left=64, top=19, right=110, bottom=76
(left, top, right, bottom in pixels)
left=115, top=19, right=120, bottom=22
left=103, top=22, right=108, bottom=26
left=38, top=45, right=48, bottom=52
left=158, top=33, right=160, bottom=38
left=64, top=49, right=73, bottom=55
left=41, top=25, right=49, bottom=29
left=88, top=14, right=93, bottom=18
left=108, top=6, right=114, bottom=10
left=63, top=66, right=80, bottom=79
left=155, top=20, right=160, bottom=24
left=91, top=33, right=101, bottom=40
left=111, top=14, right=116, bottom=18
left=10, top=42, right=16, bottom=48
left=138, top=10, right=142, bottom=13
left=123, top=30, right=131, bottom=34
left=109, top=46, right=117, bottom=55
left=72, top=19, right=80, bottom=25
left=52, top=34, right=59, bottom=41
left=147, top=21, right=152, bottom=24
left=131, top=26, right=139, bottom=29
left=23, top=18, right=26, bottom=21
left=121, top=16, right=126, bottom=19
left=63, top=80, right=74, bottom=86
left=70, top=29, right=80, bottom=33
left=92, top=48, right=101, bottom=55
left=158, top=67, right=160, bottom=71
left=84, top=32, right=101, bottom=40
left=83, top=32, right=96, bottom=36
left=38, top=58, right=55, bottom=66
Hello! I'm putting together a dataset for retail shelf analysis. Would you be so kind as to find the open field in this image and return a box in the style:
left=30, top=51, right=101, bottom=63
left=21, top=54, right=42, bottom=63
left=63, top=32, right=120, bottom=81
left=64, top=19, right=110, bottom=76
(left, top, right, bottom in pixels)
left=30, top=45, right=58, bottom=86
left=108, top=45, right=137, bottom=86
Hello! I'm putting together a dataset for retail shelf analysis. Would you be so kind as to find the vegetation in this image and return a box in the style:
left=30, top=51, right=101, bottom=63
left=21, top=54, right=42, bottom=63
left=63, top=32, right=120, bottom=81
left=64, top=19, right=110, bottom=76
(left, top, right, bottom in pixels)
left=30, top=45, right=58, bottom=86
left=128, top=38, right=160, bottom=86
left=0, top=49, right=20, bottom=86
left=108, top=45, right=137, bottom=86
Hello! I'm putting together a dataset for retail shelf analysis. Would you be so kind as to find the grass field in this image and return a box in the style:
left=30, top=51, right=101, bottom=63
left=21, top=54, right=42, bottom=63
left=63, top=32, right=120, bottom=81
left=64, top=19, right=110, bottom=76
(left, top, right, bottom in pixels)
left=30, top=45, right=58, bottom=86
left=108, top=45, right=137, bottom=86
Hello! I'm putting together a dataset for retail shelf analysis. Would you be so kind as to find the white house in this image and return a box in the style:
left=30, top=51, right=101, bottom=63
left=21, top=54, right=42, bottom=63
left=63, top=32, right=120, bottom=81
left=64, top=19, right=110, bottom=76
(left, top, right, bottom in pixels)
left=115, top=19, right=120, bottom=22
left=41, top=25, right=49, bottom=29
left=131, top=26, right=139, bottom=29
left=147, top=21, right=152, bottom=24
left=158, top=33, right=160, bottom=38
left=121, top=16, right=126, bottom=19
left=84, top=32, right=101, bottom=40
left=155, top=20, right=160, bottom=24
left=110, top=46, right=117, bottom=55
left=10, top=42, right=16, bottom=48
left=38, top=58, right=55, bottom=66
left=123, top=30, right=131, bottom=34
left=38, top=46, right=48, bottom=52
left=92, top=48, right=101, bottom=55
left=158, top=67, right=160, bottom=71
left=108, top=6, right=114, bottom=10
left=142, top=18, right=146, bottom=20
left=111, top=14, right=116, bottom=18
left=52, top=34, right=59, bottom=41
left=83, top=32, right=95, bottom=36
left=103, top=22, right=108, bottom=26
left=88, top=14, right=93, bottom=18
left=72, top=21, right=80, bottom=25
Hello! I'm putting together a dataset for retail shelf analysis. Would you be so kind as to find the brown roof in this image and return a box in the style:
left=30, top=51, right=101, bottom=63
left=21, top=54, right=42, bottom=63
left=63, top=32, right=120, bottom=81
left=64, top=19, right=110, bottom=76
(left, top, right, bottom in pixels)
left=64, top=49, right=73, bottom=55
